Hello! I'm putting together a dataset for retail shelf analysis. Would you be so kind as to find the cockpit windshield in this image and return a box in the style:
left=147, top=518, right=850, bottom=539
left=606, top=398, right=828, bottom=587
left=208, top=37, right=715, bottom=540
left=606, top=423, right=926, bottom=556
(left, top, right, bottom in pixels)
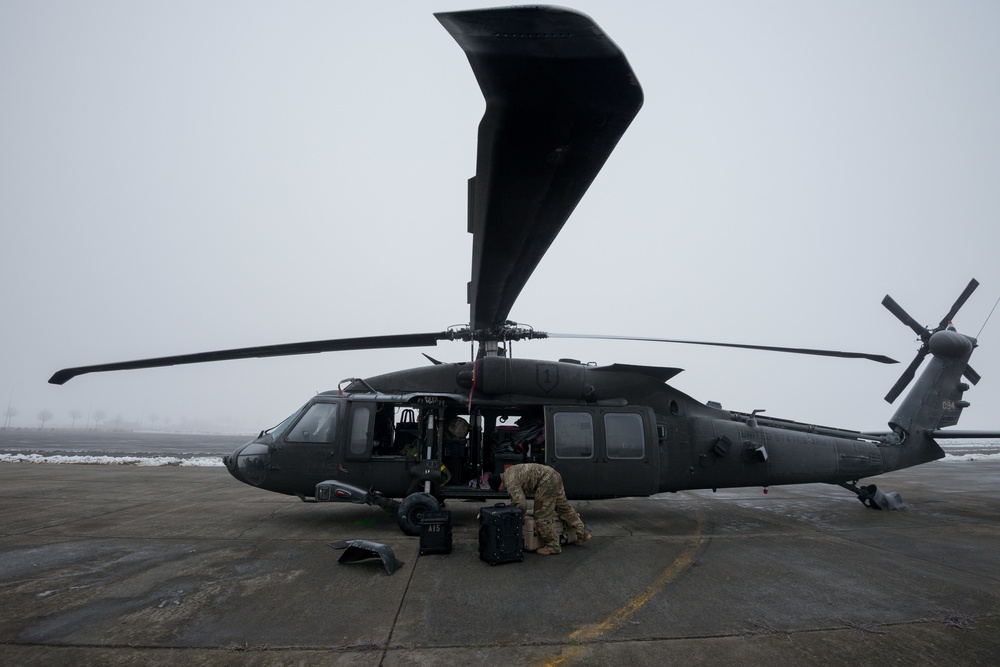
left=262, top=405, right=305, bottom=440
left=287, top=402, right=339, bottom=443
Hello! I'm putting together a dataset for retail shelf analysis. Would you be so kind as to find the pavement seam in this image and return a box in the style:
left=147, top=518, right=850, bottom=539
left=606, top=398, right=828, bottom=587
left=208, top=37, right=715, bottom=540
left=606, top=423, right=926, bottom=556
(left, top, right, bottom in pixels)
left=11, top=615, right=995, bottom=655
left=379, top=540, right=422, bottom=665
left=531, top=494, right=710, bottom=666
left=4, top=503, right=160, bottom=537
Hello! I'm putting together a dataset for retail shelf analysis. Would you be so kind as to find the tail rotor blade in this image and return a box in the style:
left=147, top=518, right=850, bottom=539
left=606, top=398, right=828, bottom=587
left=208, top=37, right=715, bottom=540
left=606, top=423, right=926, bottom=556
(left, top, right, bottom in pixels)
left=884, top=351, right=927, bottom=404
left=939, top=278, right=979, bottom=328
left=882, top=295, right=928, bottom=339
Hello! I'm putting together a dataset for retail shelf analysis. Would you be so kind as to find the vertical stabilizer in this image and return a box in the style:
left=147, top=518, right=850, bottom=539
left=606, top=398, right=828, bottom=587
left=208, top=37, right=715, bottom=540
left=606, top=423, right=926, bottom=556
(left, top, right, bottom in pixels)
left=883, top=329, right=976, bottom=471
left=878, top=280, right=983, bottom=472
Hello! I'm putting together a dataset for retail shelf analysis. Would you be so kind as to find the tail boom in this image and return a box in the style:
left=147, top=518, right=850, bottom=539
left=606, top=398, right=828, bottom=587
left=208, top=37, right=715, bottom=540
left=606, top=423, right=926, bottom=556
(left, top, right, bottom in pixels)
left=882, top=329, right=976, bottom=472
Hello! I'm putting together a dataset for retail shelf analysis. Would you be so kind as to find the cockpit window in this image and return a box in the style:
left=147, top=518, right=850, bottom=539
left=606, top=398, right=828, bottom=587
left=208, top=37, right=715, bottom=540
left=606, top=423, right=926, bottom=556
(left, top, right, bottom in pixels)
left=349, top=405, right=372, bottom=455
left=287, top=403, right=339, bottom=443
left=264, top=406, right=305, bottom=439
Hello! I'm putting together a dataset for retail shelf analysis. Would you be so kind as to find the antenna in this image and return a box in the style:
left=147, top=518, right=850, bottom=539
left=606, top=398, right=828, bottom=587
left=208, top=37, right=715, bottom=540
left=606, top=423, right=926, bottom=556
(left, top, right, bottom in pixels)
left=976, top=293, right=1000, bottom=340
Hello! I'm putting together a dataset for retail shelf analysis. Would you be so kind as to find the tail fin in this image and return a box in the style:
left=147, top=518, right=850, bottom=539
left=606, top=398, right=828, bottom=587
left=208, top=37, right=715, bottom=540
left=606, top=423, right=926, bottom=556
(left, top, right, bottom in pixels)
left=880, top=281, right=981, bottom=471
left=888, top=329, right=975, bottom=437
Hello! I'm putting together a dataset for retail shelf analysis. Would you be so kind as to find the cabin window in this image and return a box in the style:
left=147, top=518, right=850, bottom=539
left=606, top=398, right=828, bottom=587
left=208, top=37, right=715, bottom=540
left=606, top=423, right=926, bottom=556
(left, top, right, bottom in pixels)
left=605, top=412, right=644, bottom=459
left=286, top=403, right=338, bottom=443
left=349, top=405, right=371, bottom=456
left=552, top=412, right=594, bottom=459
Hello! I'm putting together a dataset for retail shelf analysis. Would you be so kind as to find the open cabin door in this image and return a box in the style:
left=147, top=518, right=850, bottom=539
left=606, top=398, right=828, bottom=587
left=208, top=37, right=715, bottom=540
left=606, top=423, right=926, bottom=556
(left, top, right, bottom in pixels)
left=544, top=405, right=657, bottom=498
left=347, top=401, right=431, bottom=498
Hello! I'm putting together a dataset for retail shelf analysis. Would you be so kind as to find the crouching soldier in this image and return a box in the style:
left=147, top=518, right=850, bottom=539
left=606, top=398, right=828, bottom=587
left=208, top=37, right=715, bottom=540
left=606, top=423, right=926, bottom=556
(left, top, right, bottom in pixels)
left=489, top=463, right=592, bottom=555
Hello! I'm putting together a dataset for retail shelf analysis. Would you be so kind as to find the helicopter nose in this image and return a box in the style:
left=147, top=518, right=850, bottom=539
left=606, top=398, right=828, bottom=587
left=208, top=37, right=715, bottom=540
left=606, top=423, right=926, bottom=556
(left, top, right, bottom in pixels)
left=224, top=442, right=270, bottom=487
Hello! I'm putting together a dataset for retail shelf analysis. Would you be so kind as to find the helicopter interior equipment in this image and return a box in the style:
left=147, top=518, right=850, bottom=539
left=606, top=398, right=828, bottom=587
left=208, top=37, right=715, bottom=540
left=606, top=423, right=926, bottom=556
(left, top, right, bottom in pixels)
left=49, top=6, right=997, bottom=536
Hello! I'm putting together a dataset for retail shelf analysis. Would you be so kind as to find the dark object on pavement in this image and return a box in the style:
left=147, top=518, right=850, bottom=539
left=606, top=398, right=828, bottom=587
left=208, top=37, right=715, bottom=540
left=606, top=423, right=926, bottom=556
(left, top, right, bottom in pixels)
left=329, top=539, right=405, bottom=575
left=479, top=503, right=524, bottom=566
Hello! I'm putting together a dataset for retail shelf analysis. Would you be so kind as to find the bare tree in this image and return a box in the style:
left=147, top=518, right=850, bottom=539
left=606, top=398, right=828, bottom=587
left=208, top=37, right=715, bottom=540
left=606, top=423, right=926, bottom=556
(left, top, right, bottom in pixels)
left=3, top=407, right=17, bottom=428
left=92, top=409, right=106, bottom=430
left=70, top=409, right=83, bottom=428
left=38, top=409, right=53, bottom=428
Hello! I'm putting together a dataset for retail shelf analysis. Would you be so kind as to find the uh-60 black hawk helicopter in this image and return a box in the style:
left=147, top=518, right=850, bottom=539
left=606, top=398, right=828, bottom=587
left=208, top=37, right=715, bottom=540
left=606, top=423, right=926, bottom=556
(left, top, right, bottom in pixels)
left=51, top=6, right=997, bottom=535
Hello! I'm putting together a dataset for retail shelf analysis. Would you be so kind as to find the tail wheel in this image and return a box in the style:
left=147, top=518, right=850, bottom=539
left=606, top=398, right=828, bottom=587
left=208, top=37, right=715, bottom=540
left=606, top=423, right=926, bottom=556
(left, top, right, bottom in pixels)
left=397, top=493, right=440, bottom=536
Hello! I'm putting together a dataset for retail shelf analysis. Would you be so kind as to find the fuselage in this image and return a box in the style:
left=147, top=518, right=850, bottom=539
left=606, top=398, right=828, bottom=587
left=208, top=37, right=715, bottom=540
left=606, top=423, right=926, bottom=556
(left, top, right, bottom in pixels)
left=223, top=357, right=912, bottom=502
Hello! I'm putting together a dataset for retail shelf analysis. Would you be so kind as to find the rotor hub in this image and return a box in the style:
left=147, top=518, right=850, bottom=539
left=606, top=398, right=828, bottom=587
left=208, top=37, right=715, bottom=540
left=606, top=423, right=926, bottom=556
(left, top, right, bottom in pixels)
left=928, top=329, right=975, bottom=358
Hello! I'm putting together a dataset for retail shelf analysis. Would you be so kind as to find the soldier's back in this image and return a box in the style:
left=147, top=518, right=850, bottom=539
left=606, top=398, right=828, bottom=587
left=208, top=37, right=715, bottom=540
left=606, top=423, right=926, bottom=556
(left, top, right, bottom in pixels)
left=503, top=462, right=552, bottom=492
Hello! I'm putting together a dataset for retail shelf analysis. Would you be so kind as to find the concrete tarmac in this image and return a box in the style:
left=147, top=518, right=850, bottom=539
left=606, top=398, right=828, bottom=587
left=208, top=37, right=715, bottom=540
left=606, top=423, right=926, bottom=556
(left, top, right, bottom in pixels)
left=1, top=460, right=998, bottom=666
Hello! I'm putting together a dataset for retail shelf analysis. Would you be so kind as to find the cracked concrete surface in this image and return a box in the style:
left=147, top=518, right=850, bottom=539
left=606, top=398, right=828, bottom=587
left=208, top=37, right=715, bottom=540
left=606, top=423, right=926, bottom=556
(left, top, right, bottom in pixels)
left=1, top=453, right=999, bottom=666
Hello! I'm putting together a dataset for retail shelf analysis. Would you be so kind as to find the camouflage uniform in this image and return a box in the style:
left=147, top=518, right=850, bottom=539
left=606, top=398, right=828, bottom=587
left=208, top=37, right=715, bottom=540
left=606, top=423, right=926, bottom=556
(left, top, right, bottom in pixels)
left=500, top=463, right=587, bottom=554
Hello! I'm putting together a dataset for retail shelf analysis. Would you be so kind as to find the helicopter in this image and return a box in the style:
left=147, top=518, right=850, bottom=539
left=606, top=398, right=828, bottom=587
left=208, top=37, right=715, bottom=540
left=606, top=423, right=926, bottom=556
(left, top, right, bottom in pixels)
left=49, top=6, right=998, bottom=535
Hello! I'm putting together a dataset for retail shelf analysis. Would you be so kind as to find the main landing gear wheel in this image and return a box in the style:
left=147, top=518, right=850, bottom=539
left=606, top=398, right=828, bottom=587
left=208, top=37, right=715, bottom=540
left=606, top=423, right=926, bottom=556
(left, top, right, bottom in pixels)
left=397, top=492, right=440, bottom=536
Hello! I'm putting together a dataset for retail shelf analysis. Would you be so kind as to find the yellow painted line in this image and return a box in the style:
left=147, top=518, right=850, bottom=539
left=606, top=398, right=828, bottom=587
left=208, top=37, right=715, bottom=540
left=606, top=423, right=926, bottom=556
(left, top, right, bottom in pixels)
left=534, top=500, right=708, bottom=667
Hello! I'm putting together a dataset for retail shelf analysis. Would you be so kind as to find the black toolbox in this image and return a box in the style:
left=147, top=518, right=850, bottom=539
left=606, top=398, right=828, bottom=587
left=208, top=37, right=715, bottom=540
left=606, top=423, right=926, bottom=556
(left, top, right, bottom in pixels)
left=419, top=510, right=453, bottom=556
left=478, top=503, right=524, bottom=565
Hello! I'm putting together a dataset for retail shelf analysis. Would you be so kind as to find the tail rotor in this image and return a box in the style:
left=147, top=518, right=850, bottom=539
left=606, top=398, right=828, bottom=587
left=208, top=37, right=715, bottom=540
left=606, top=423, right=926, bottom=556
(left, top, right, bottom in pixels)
left=882, top=278, right=980, bottom=403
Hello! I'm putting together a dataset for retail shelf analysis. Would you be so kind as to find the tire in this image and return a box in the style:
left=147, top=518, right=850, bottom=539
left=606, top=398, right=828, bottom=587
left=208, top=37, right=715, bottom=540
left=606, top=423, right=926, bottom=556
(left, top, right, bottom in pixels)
left=397, top=493, right=439, bottom=536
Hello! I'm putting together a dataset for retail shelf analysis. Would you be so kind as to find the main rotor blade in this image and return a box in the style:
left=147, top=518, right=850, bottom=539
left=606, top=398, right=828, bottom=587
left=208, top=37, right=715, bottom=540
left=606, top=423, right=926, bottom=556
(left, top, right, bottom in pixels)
left=883, top=352, right=927, bottom=404
left=881, top=294, right=928, bottom=339
left=939, top=278, right=979, bottom=328
left=545, top=333, right=899, bottom=364
left=48, top=332, right=452, bottom=385
left=437, top=7, right=643, bottom=331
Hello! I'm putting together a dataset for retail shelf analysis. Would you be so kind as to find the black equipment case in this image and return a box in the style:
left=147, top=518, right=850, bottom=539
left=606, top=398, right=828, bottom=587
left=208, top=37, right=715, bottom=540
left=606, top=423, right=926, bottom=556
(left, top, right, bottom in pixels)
left=419, top=510, right=453, bottom=556
left=478, top=503, right=524, bottom=565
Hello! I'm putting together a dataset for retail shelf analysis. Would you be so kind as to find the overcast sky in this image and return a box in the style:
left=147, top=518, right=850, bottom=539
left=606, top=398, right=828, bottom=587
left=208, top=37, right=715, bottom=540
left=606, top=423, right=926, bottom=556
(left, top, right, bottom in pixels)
left=2, top=0, right=999, bottom=435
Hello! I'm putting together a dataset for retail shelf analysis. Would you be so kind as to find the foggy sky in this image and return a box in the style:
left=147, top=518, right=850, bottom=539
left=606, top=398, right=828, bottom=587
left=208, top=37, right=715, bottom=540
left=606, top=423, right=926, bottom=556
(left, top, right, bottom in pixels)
left=2, top=0, right=999, bottom=434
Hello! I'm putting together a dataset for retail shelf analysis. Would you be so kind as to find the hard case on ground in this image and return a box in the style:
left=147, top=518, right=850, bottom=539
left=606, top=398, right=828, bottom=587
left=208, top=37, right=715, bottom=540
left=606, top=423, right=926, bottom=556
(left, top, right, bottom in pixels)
left=478, top=503, right=524, bottom=565
left=523, top=510, right=576, bottom=552
left=419, top=510, right=453, bottom=556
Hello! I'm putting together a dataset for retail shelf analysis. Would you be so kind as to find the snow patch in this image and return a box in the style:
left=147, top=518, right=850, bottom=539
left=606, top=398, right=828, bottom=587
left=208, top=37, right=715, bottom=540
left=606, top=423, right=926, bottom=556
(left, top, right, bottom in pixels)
left=0, top=453, right=224, bottom=467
